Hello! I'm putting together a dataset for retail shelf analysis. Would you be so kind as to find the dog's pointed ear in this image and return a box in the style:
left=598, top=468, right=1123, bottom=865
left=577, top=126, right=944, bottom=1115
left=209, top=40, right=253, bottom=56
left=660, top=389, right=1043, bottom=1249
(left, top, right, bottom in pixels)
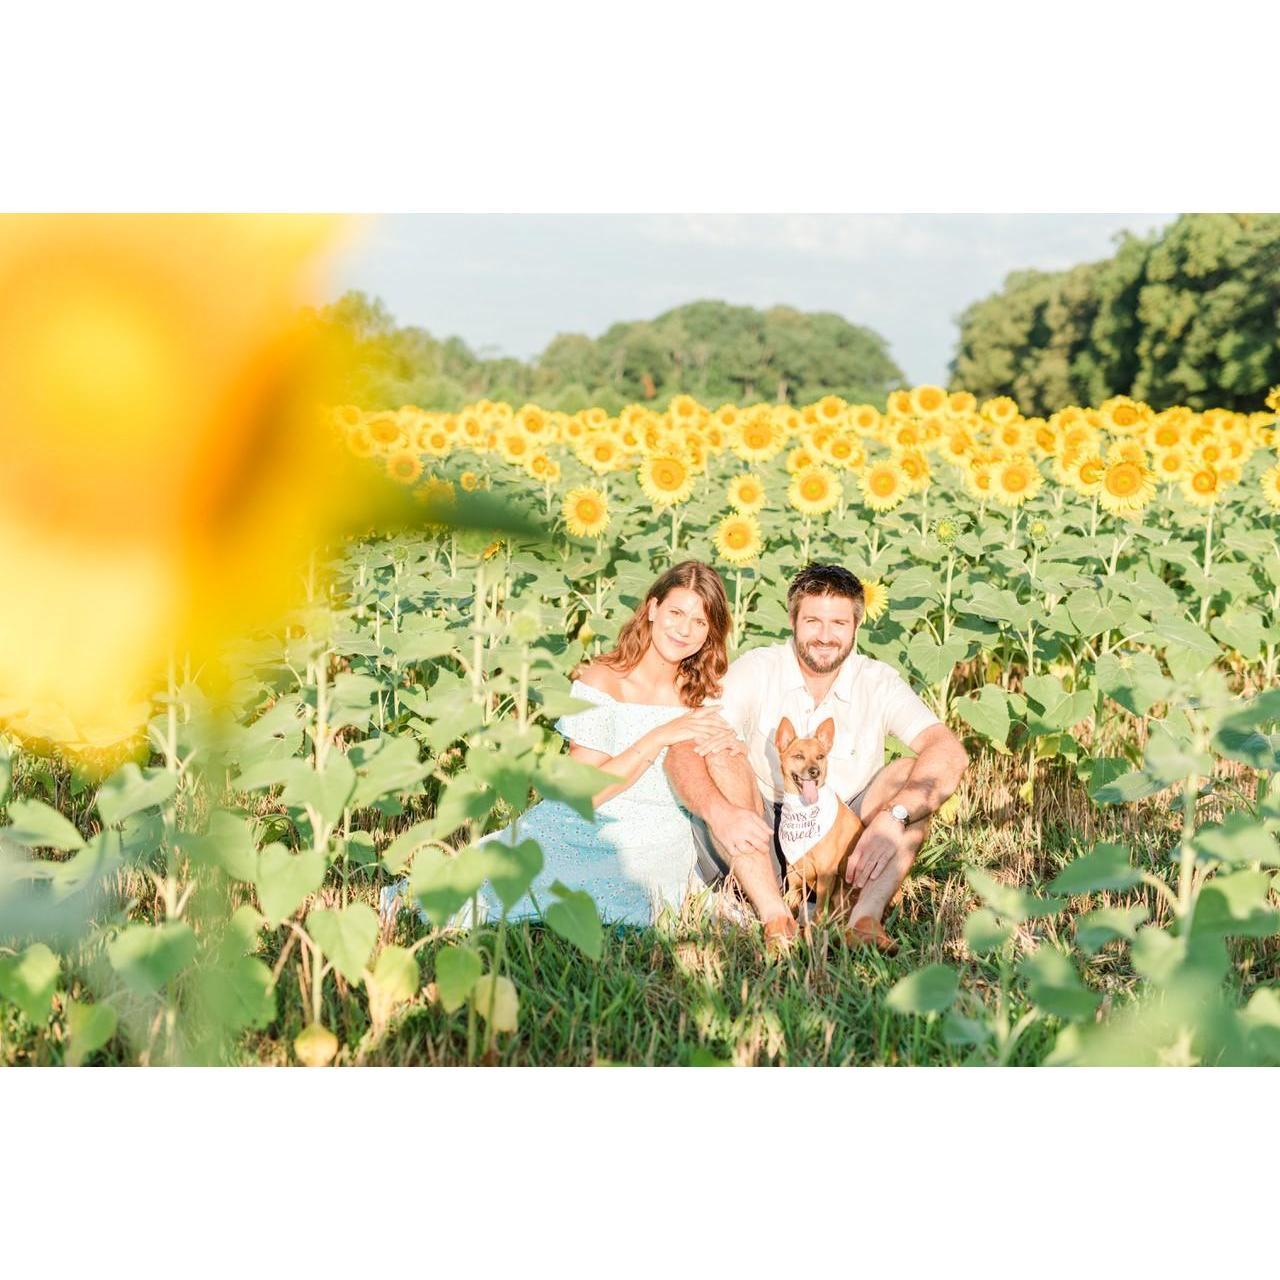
left=775, top=717, right=796, bottom=754
left=815, top=717, right=835, bottom=751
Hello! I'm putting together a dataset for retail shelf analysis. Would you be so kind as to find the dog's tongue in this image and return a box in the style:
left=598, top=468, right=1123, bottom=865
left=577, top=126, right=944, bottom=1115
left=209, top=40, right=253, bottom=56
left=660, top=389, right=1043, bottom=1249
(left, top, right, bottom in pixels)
left=801, top=778, right=819, bottom=807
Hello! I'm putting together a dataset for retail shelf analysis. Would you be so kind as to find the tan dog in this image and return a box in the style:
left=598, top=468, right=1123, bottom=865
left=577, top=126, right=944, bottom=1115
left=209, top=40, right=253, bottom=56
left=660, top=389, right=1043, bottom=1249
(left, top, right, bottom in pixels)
left=774, top=716, right=864, bottom=926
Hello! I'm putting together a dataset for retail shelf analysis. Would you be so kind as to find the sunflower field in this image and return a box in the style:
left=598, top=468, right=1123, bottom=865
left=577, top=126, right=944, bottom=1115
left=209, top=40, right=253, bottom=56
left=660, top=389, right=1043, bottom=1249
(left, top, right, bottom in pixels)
left=6, top=379, right=1280, bottom=1067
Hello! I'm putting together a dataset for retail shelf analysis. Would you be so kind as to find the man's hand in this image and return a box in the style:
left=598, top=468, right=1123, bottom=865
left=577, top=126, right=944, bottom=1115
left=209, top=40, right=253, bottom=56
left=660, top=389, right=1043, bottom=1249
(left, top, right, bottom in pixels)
left=845, top=810, right=911, bottom=889
left=709, top=801, right=774, bottom=860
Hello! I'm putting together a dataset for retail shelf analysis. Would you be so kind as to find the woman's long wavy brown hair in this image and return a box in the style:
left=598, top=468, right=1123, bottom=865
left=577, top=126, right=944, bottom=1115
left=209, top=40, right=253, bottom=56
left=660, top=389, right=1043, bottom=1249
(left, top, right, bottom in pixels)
left=581, top=560, right=730, bottom=707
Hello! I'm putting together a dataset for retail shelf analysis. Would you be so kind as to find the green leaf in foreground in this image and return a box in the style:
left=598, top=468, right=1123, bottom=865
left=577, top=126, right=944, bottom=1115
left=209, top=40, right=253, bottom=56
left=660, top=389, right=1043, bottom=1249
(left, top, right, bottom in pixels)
left=255, top=844, right=325, bottom=926
left=96, top=765, right=177, bottom=826
left=963, top=907, right=1011, bottom=956
left=954, top=686, right=1012, bottom=753
left=367, top=946, right=420, bottom=1025
left=66, top=998, right=118, bottom=1066
left=200, top=956, right=276, bottom=1033
left=306, top=903, right=378, bottom=985
left=107, top=922, right=197, bottom=996
left=543, top=880, right=603, bottom=960
left=1020, top=947, right=1100, bottom=1022
left=1049, top=841, right=1142, bottom=895
left=1074, top=904, right=1150, bottom=955
left=886, top=964, right=959, bottom=1015
left=434, top=945, right=483, bottom=1013
left=0, top=942, right=61, bottom=1023
left=2, top=798, right=85, bottom=851
left=966, top=866, right=1062, bottom=923
left=1190, top=871, right=1280, bottom=938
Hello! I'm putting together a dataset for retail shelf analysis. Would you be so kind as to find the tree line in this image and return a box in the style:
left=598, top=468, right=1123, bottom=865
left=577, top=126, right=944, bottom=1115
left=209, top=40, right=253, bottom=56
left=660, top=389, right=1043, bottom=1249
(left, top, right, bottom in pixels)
left=316, top=212, right=1279, bottom=415
left=313, top=295, right=905, bottom=412
left=950, top=213, right=1280, bottom=414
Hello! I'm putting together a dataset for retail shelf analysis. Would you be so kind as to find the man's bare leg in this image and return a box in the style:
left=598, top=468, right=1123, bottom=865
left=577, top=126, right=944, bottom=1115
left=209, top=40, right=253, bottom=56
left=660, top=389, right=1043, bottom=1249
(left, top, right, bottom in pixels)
left=847, top=756, right=929, bottom=926
left=665, top=743, right=796, bottom=940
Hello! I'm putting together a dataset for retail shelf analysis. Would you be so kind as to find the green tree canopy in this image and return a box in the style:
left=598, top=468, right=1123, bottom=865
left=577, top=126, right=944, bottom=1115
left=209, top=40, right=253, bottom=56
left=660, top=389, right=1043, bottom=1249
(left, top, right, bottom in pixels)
left=950, top=214, right=1280, bottom=414
left=312, top=294, right=905, bottom=412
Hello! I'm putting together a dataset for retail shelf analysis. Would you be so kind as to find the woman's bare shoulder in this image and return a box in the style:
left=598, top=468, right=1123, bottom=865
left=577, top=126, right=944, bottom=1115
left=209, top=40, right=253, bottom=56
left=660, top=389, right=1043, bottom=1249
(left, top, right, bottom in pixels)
left=573, top=661, right=625, bottom=697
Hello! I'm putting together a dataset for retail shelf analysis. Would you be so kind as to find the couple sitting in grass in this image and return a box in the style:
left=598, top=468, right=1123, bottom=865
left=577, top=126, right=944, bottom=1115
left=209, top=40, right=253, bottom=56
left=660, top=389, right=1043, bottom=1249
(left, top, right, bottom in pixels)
left=384, top=560, right=969, bottom=950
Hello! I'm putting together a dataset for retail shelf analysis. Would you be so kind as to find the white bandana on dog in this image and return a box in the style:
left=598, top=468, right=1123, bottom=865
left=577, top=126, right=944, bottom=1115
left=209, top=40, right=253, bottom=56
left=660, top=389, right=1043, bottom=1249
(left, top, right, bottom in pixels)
left=777, top=789, right=839, bottom=865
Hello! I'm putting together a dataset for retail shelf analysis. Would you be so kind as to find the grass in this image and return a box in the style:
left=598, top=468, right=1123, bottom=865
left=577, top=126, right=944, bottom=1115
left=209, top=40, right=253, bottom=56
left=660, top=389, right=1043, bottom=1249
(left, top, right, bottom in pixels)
left=12, top=747, right=1261, bottom=1068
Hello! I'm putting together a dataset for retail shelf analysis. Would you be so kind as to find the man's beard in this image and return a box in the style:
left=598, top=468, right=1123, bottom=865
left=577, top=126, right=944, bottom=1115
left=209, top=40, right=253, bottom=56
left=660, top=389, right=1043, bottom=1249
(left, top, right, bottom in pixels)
left=795, top=636, right=854, bottom=674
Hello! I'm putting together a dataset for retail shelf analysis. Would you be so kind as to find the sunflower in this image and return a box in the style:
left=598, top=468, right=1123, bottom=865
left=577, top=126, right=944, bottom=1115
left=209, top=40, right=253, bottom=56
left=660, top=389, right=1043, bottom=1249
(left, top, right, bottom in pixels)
left=346, top=422, right=375, bottom=459
left=733, top=412, right=785, bottom=463
left=886, top=390, right=913, bottom=417
left=727, top=472, right=767, bottom=514
left=894, top=448, right=932, bottom=493
left=668, top=393, right=702, bottom=426
left=528, top=451, right=554, bottom=480
left=909, top=385, right=947, bottom=417
left=1151, top=447, right=1189, bottom=485
left=367, top=412, right=405, bottom=451
left=1262, top=465, right=1280, bottom=510
left=1029, top=418, right=1058, bottom=456
left=980, top=396, right=1020, bottom=427
left=850, top=404, right=882, bottom=435
left=515, top=404, right=548, bottom=437
left=860, top=459, right=909, bottom=512
left=1099, top=395, right=1150, bottom=435
left=996, top=420, right=1032, bottom=452
left=579, top=433, right=623, bottom=475
left=1267, top=386, right=1280, bottom=414
left=713, top=513, right=763, bottom=566
left=714, top=403, right=742, bottom=431
left=1097, top=458, right=1156, bottom=516
left=495, top=425, right=533, bottom=466
left=459, top=470, right=481, bottom=492
left=1180, top=464, right=1222, bottom=509
left=562, top=486, right=610, bottom=538
left=822, top=431, right=859, bottom=468
left=1105, top=438, right=1148, bottom=466
left=991, top=454, right=1043, bottom=507
left=939, top=429, right=974, bottom=465
left=788, top=465, right=842, bottom=516
left=947, top=390, right=977, bottom=417
left=860, top=579, right=889, bottom=623
left=1148, top=414, right=1186, bottom=451
left=785, top=444, right=819, bottom=474
left=418, top=423, right=452, bottom=457
left=964, top=464, right=995, bottom=502
left=639, top=453, right=695, bottom=507
left=386, top=450, right=423, bottom=485
left=1068, top=453, right=1106, bottom=496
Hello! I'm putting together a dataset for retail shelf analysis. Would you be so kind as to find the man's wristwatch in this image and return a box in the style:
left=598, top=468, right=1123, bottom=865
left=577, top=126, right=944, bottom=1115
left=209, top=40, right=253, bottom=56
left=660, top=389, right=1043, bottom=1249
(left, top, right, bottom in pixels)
left=888, top=802, right=911, bottom=827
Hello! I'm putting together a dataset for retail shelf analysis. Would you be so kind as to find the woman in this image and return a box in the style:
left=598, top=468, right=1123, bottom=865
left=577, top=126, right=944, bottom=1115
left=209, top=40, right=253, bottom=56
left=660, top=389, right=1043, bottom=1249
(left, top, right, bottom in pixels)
left=381, top=560, right=741, bottom=927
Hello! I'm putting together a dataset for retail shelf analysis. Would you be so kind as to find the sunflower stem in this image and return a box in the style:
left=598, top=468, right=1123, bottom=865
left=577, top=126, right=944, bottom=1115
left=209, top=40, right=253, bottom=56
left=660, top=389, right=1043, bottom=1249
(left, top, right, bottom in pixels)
left=1199, top=505, right=1215, bottom=626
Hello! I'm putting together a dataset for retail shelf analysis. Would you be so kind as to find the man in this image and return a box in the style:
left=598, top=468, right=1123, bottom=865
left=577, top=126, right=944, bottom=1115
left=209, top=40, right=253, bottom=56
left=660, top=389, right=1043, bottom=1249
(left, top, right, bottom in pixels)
left=664, top=563, right=969, bottom=948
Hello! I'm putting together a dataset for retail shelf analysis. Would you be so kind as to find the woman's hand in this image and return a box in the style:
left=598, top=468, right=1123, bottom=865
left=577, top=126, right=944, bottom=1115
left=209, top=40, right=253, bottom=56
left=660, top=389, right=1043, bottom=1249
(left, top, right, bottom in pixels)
left=658, top=708, right=740, bottom=753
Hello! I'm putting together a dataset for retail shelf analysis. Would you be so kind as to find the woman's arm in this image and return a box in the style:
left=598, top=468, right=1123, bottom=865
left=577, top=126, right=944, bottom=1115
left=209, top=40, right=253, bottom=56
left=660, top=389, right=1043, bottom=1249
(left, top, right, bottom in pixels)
left=568, top=709, right=728, bottom=808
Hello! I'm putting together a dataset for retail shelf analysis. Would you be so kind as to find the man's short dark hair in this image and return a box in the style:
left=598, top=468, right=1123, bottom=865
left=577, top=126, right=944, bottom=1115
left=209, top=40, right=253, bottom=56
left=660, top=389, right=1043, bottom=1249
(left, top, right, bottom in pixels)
left=787, top=563, right=865, bottom=623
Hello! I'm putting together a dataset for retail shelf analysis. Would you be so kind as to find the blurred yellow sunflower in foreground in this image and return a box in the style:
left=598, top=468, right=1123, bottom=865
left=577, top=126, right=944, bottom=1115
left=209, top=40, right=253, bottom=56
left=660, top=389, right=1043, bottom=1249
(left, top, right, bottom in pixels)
left=562, top=487, right=610, bottom=538
left=727, top=473, right=767, bottom=514
left=860, top=579, right=889, bottom=623
left=639, top=454, right=694, bottom=507
left=713, top=513, right=763, bottom=566
left=0, top=214, right=409, bottom=763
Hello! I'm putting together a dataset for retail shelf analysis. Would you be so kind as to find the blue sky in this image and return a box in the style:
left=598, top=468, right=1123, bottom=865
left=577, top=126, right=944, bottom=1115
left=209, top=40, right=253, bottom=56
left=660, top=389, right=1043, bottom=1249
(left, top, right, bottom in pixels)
left=329, top=213, right=1177, bottom=387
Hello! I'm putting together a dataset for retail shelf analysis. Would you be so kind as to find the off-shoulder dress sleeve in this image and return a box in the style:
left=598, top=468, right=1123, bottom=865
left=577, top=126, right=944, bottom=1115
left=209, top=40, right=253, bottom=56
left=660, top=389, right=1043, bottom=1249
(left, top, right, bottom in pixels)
left=554, top=680, right=616, bottom=754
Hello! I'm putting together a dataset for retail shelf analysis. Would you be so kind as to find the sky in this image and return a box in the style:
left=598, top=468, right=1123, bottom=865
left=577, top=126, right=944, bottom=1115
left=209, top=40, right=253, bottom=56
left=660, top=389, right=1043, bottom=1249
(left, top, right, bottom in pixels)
left=328, top=213, right=1178, bottom=387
